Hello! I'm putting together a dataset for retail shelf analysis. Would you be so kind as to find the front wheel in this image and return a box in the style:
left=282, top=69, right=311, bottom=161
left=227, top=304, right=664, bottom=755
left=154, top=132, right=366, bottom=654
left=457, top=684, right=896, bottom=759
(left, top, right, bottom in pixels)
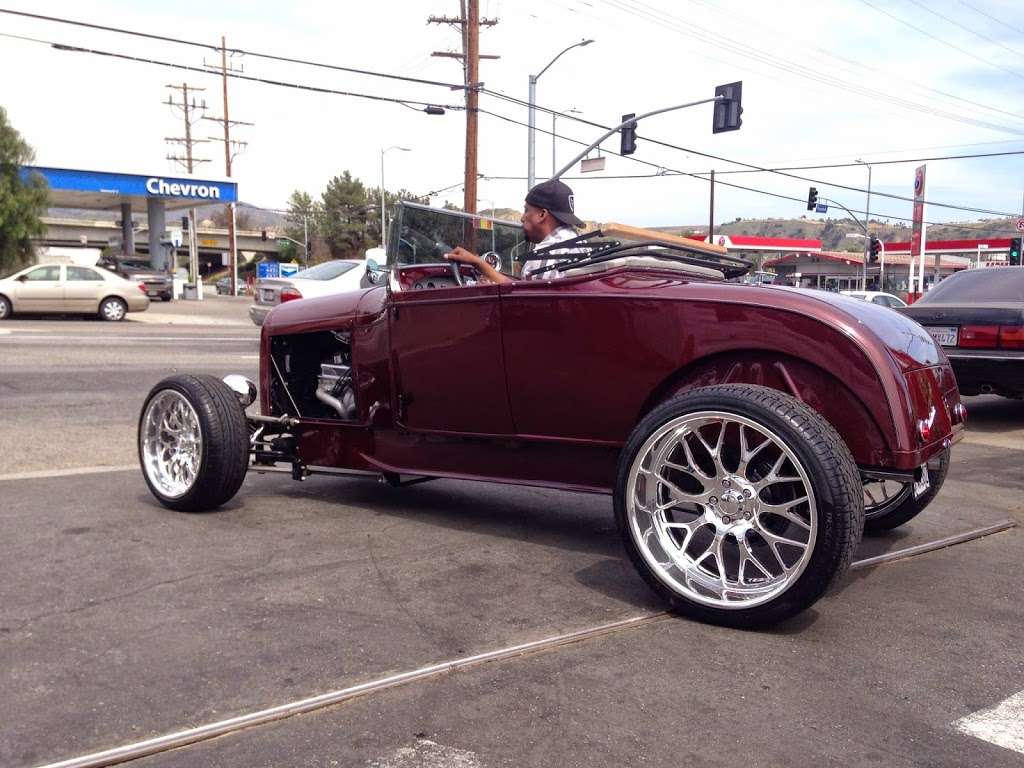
left=615, top=384, right=863, bottom=629
left=138, top=374, right=249, bottom=511
left=0, top=294, right=10, bottom=319
left=862, top=448, right=950, bottom=534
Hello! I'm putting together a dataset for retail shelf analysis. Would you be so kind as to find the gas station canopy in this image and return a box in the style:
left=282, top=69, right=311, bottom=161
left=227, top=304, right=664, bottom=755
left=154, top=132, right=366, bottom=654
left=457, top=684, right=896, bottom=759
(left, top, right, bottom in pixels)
left=21, top=166, right=237, bottom=212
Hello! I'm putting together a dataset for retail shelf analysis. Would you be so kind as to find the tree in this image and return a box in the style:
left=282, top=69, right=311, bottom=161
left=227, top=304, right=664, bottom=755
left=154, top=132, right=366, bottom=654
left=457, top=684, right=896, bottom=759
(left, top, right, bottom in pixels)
left=284, top=189, right=321, bottom=257
left=0, top=107, right=47, bottom=273
left=320, top=171, right=374, bottom=259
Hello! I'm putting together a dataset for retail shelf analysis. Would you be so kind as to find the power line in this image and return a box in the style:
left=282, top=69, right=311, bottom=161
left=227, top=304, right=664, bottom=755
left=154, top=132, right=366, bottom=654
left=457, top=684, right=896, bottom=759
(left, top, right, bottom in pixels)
left=0, top=7, right=467, bottom=90
left=857, top=0, right=1024, bottom=82
left=476, top=105, right=1022, bottom=233
left=481, top=88, right=1024, bottom=218
left=589, top=0, right=1024, bottom=135
left=958, top=0, right=1024, bottom=36
left=0, top=32, right=463, bottom=111
left=904, top=0, right=1024, bottom=59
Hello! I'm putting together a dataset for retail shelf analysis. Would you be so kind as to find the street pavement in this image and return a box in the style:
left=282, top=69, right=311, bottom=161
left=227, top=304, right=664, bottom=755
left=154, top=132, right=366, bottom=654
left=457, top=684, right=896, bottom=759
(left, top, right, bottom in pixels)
left=0, top=297, right=1022, bottom=768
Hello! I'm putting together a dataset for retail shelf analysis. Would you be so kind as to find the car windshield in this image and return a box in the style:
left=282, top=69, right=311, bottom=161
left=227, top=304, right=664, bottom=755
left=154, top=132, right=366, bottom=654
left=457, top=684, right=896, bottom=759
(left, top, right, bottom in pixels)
left=294, top=261, right=357, bottom=281
left=389, top=201, right=529, bottom=275
left=918, top=269, right=1024, bottom=303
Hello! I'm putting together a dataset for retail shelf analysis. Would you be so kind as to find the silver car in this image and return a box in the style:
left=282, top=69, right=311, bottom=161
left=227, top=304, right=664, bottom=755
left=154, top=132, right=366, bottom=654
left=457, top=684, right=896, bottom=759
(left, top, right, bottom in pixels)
left=0, top=262, right=150, bottom=321
left=249, top=260, right=366, bottom=326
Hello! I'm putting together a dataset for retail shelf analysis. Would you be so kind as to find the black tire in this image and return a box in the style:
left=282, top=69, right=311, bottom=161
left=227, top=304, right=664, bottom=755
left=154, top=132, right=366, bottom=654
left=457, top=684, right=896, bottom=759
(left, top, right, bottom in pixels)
left=160, top=294, right=172, bottom=302
left=98, top=296, right=127, bottom=321
left=0, top=294, right=10, bottom=319
left=138, top=374, right=249, bottom=512
left=862, top=448, right=950, bottom=534
left=615, top=384, right=863, bottom=629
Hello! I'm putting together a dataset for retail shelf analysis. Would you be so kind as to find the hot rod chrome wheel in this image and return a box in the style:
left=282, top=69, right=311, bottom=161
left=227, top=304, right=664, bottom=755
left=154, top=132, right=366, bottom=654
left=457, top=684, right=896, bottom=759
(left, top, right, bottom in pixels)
left=863, top=480, right=912, bottom=521
left=626, top=411, right=817, bottom=610
left=861, top=448, right=950, bottom=534
left=140, top=390, right=203, bottom=499
left=615, top=384, right=861, bottom=628
left=137, top=375, right=249, bottom=512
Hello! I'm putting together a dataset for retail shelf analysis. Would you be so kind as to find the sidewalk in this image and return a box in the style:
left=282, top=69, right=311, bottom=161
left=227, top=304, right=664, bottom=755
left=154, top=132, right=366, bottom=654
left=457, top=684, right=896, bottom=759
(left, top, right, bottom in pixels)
left=127, top=294, right=254, bottom=327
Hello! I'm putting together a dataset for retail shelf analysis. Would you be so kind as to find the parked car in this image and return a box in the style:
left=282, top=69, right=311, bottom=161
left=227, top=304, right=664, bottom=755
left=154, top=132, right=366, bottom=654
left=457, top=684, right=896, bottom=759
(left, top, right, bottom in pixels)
left=138, top=202, right=963, bottom=628
left=216, top=276, right=248, bottom=296
left=897, top=266, right=1024, bottom=399
left=248, top=259, right=367, bottom=326
left=0, top=262, right=150, bottom=321
left=99, top=257, right=174, bottom=301
left=841, top=290, right=907, bottom=308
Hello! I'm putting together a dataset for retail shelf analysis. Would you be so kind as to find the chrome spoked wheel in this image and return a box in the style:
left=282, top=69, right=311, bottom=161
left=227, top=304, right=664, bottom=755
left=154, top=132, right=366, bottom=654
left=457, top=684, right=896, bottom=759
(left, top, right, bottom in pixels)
left=140, top=390, right=204, bottom=499
left=862, top=479, right=912, bottom=521
left=626, top=411, right=818, bottom=610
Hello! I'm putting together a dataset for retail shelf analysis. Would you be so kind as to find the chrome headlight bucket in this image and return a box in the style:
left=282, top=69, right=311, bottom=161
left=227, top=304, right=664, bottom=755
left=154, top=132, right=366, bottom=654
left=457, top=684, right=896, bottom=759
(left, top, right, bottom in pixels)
left=223, top=375, right=257, bottom=407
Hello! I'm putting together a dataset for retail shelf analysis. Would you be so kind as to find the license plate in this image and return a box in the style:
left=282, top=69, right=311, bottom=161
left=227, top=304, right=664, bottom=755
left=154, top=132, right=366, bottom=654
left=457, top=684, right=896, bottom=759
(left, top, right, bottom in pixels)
left=913, top=464, right=930, bottom=499
left=262, top=289, right=275, bottom=303
left=925, top=326, right=958, bottom=346
left=147, top=290, right=160, bottom=297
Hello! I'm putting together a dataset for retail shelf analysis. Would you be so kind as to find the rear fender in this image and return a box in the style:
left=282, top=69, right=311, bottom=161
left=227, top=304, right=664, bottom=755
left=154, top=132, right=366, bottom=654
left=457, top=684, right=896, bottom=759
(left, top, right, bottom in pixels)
left=640, top=351, right=889, bottom=466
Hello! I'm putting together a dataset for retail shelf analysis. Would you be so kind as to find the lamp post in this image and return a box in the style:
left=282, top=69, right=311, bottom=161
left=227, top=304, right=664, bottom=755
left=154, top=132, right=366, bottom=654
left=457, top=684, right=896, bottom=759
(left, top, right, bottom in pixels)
left=856, top=158, right=872, bottom=291
left=528, top=39, right=594, bottom=192
left=553, top=107, right=582, bottom=175
left=381, top=146, right=410, bottom=252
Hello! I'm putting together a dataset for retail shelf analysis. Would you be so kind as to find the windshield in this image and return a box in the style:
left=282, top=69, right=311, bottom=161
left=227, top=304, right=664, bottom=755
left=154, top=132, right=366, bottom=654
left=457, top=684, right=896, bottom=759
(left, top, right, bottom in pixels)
left=918, top=268, right=1024, bottom=303
left=390, top=202, right=529, bottom=275
left=294, top=260, right=357, bottom=281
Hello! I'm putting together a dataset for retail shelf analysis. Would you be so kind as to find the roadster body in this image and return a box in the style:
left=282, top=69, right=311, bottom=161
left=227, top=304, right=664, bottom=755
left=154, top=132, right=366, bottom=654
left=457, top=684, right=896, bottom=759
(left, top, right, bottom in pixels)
left=139, top=203, right=964, bottom=627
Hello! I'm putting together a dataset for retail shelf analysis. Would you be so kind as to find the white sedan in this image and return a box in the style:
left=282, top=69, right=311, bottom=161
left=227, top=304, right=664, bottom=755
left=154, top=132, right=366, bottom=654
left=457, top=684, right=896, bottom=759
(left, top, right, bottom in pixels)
left=840, top=290, right=907, bottom=309
left=249, top=260, right=368, bottom=326
left=0, top=262, right=150, bottom=321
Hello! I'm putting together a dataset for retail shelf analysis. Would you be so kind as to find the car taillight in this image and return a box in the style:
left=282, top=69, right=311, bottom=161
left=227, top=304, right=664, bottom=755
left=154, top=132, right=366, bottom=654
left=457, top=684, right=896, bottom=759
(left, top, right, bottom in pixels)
left=137, top=283, right=148, bottom=294
left=958, top=325, right=999, bottom=348
left=279, top=287, right=302, bottom=303
left=998, top=325, right=1024, bottom=349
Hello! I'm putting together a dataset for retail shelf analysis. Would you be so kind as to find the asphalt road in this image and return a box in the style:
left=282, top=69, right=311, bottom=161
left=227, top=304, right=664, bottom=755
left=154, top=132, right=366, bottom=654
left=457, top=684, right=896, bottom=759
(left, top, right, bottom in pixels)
left=1, top=298, right=1022, bottom=768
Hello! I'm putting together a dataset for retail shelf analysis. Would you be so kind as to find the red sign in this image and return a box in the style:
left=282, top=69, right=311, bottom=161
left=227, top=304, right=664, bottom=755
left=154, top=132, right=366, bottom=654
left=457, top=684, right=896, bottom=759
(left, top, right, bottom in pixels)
left=910, top=165, right=926, bottom=260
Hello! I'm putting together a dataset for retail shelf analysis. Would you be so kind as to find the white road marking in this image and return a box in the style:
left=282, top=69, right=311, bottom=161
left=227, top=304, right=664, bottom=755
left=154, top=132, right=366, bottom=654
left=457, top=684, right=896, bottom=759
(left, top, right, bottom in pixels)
left=0, top=465, right=137, bottom=483
left=367, top=739, right=481, bottom=768
left=954, top=690, right=1024, bottom=755
left=0, top=334, right=254, bottom=343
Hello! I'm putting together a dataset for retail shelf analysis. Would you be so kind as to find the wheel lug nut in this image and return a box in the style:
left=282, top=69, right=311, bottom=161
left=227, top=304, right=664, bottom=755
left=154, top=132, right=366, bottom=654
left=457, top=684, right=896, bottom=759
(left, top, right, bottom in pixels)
left=723, top=516, right=732, bottom=524
left=744, top=512, right=752, bottom=520
left=709, top=496, right=718, bottom=505
left=722, top=479, right=731, bottom=488
left=744, top=488, right=753, bottom=498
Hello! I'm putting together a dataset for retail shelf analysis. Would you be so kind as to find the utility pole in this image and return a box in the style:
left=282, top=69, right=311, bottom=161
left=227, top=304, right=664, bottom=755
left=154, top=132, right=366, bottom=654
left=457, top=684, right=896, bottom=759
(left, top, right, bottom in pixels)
left=165, top=82, right=209, bottom=287
left=203, top=36, right=253, bottom=296
left=709, top=169, right=715, bottom=245
left=428, top=3, right=498, bottom=218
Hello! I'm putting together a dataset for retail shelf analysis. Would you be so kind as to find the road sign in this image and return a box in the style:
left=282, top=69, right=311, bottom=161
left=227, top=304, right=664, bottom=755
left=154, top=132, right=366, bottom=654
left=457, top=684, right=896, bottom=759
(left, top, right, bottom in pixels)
left=280, top=263, right=299, bottom=277
left=1015, top=218, right=1024, bottom=233
left=815, top=203, right=827, bottom=213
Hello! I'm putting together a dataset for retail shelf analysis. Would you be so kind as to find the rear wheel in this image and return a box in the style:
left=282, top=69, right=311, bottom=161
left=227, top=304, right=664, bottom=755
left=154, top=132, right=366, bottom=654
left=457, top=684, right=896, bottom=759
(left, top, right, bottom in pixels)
left=99, top=296, right=127, bottom=321
left=138, top=374, right=249, bottom=511
left=862, top=448, right=950, bottom=534
left=615, top=384, right=863, bottom=628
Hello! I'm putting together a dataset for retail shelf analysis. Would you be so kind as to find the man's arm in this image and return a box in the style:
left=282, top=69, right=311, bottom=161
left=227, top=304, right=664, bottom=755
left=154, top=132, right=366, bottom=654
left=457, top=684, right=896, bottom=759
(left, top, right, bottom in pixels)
left=444, top=247, right=513, bottom=284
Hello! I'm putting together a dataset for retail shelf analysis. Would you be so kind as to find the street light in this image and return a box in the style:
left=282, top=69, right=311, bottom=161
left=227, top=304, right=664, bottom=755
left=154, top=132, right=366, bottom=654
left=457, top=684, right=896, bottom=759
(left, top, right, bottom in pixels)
left=856, top=158, right=872, bottom=291
left=381, top=145, right=410, bottom=252
left=553, top=107, right=582, bottom=175
left=528, top=39, right=594, bottom=192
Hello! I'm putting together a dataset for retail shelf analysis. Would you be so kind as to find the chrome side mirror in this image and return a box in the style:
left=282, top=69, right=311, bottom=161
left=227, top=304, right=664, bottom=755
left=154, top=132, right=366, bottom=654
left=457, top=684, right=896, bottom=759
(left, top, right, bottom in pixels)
left=222, top=375, right=257, bottom=408
left=482, top=251, right=502, bottom=272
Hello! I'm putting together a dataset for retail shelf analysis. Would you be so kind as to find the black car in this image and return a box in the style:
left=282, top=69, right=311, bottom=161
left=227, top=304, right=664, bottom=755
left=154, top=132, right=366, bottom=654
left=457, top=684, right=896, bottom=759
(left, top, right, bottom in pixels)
left=100, top=258, right=174, bottom=302
left=898, top=267, right=1024, bottom=398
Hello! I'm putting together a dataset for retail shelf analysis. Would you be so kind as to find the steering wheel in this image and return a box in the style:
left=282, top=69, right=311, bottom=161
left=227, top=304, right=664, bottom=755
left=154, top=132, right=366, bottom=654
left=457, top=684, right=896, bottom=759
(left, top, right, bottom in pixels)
left=450, top=258, right=465, bottom=286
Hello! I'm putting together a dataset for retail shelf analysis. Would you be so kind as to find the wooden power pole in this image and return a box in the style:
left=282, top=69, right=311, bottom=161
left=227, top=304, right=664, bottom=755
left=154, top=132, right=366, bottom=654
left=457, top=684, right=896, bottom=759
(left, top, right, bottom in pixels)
left=165, top=83, right=209, bottom=284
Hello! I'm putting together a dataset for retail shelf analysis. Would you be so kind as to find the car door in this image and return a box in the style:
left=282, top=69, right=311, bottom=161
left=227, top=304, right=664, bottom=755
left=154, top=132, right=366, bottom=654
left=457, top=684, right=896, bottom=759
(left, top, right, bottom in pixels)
left=388, top=281, right=514, bottom=435
left=12, top=265, right=64, bottom=312
left=65, top=266, right=106, bottom=312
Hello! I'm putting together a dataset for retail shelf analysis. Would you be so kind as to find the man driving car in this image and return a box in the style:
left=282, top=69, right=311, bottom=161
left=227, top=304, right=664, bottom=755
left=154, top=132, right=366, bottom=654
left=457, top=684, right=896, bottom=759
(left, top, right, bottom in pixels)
left=444, top=179, right=584, bottom=283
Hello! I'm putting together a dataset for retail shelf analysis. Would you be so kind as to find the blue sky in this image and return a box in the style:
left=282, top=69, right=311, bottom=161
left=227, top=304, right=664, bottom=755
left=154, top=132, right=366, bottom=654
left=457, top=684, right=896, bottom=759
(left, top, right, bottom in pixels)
left=1, top=0, right=1023, bottom=228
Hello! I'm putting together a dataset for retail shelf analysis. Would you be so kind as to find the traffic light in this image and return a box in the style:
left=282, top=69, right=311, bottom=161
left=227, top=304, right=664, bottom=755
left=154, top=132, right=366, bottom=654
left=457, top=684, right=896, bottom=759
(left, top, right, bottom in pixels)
left=868, top=237, right=882, bottom=264
left=620, top=113, right=637, bottom=156
left=712, top=81, right=743, bottom=134
left=181, top=215, right=189, bottom=232
left=261, top=229, right=267, bottom=242
left=1010, top=237, right=1022, bottom=266
left=807, top=187, right=818, bottom=211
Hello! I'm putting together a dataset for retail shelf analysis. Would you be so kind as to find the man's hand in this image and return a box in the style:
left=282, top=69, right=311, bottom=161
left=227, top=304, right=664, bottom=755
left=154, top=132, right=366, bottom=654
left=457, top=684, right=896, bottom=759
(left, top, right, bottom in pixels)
left=444, top=247, right=512, bottom=284
left=443, top=247, right=483, bottom=267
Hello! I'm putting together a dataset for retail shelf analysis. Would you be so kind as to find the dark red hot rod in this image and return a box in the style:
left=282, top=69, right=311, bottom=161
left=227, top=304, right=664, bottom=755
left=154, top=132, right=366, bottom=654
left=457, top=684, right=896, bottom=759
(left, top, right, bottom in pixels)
left=138, top=202, right=964, bottom=627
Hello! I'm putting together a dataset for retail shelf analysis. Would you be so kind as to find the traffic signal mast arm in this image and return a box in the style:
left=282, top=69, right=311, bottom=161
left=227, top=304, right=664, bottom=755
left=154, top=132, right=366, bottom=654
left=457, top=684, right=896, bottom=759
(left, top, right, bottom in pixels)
left=816, top=194, right=869, bottom=235
left=550, top=95, right=724, bottom=181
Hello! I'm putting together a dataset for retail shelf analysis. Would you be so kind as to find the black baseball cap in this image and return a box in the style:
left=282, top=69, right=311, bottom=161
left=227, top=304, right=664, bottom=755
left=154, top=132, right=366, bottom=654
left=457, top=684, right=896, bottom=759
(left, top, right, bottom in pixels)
left=525, top=179, right=584, bottom=228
